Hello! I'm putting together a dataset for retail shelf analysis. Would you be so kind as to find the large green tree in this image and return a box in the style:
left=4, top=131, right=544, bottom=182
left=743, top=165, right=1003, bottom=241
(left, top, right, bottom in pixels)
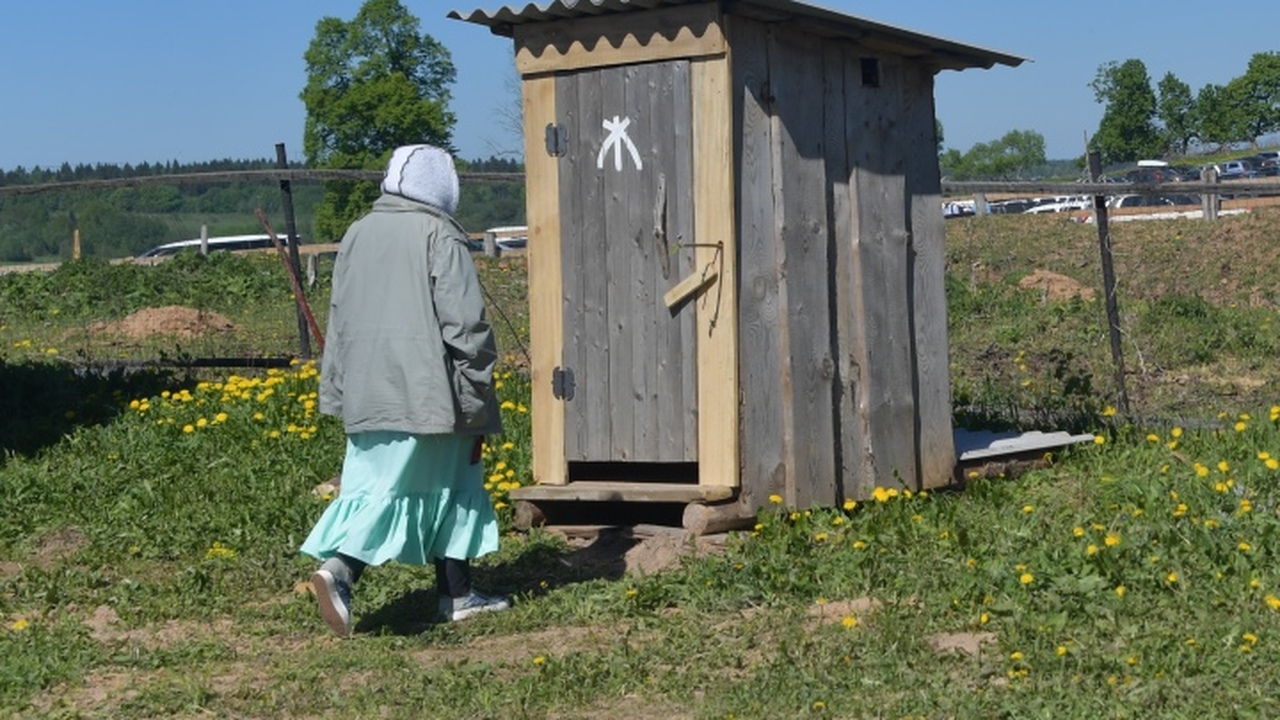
left=301, top=0, right=457, bottom=240
left=1192, top=83, right=1250, bottom=150
left=1090, top=59, right=1163, bottom=164
left=1227, top=52, right=1280, bottom=146
left=938, top=129, right=1046, bottom=180
left=1156, top=72, right=1196, bottom=156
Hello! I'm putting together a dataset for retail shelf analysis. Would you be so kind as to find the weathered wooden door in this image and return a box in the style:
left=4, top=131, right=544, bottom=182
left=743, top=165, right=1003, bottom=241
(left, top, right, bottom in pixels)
left=555, top=59, right=699, bottom=465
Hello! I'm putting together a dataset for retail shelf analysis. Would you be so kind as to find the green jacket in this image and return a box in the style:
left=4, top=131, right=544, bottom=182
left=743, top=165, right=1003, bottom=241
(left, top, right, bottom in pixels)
left=319, top=194, right=502, bottom=437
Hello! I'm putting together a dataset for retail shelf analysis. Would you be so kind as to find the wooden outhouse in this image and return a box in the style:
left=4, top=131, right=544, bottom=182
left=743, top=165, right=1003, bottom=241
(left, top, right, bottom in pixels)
left=450, top=1, right=1023, bottom=525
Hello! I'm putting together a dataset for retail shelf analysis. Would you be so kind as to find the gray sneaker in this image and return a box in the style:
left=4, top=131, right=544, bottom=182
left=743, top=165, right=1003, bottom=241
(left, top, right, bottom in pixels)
left=312, top=569, right=353, bottom=637
left=438, top=591, right=512, bottom=622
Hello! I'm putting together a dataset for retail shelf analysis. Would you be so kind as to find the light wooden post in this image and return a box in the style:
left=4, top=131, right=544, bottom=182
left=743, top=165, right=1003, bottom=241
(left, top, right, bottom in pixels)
left=200, top=224, right=209, bottom=256
left=72, top=228, right=81, bottom=260
left=1201, top=166, right=1219, bottom=222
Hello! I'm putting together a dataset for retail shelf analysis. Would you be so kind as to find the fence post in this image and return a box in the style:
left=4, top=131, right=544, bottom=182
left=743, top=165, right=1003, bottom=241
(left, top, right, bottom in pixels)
left=1201, top=166, right=1219, bottom=222
left=973, top=192, right=987, bottom=217
left=1088, top=151, right=1130, bottom=415
left=200, top=224, right=209, bottom=256
left=276, top=143, right=313, bottom=360
left=484, top=229, right=500, bottom=257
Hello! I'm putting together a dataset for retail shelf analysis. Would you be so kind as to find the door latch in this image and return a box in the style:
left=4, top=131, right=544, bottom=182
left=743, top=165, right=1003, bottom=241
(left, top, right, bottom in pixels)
left=551, top=366, right=575, bottom=401
left=545, top=123, right=568, bottom=157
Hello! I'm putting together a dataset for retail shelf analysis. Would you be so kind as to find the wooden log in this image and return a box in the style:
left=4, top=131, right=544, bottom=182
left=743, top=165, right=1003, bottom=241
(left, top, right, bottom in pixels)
left=682, top=501, right=756, bottom=536
left=514, top=500, right=547, bottom=531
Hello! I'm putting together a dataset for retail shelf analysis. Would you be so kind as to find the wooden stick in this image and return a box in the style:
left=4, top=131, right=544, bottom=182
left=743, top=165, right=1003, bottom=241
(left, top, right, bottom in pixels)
left=256, top=209, right=326, bottom=354
left=682, top=501, right=756, bottom=536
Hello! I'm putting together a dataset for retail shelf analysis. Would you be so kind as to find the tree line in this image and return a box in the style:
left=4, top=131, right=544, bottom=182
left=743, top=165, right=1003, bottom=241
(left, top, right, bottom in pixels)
left=0, top=155, right=523, bottom=262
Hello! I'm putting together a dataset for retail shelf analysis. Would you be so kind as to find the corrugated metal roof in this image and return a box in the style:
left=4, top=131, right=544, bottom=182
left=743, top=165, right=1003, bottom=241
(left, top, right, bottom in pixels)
left=447, top=0, right=1026, bottom=71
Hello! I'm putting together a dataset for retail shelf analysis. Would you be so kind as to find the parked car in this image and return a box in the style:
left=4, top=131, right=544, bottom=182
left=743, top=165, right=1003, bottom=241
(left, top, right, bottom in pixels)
left=1107, top=194, right=1200, bottom=209
left=1216, top=160, right=1257, bottom=179
left=137, top=234, right=293, bottom=258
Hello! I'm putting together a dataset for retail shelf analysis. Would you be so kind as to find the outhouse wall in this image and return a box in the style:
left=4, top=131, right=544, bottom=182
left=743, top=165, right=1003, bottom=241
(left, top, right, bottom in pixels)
left=728, top=17, right=954, bottom=509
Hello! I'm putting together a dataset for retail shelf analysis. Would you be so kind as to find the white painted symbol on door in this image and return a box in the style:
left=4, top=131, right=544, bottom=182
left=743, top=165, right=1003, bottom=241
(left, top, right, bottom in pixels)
left=597, top=115, right=643, bottom=172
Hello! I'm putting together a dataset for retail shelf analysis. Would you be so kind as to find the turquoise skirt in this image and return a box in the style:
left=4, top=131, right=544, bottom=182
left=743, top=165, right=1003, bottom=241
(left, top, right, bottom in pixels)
left=301, top=431, right=499, bottom=566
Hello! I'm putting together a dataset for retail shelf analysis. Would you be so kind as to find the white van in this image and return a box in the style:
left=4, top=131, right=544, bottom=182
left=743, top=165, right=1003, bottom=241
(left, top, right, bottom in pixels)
left=137, top=234, right=294, bottom=258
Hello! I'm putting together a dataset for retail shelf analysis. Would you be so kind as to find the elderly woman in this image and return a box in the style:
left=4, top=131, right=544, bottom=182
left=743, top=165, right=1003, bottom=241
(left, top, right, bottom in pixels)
left=301, top=144, right=508, bottom=637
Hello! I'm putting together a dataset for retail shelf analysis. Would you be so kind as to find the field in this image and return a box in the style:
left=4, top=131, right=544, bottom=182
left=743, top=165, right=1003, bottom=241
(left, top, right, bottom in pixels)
left=3, top=209, right=1280, bottom=717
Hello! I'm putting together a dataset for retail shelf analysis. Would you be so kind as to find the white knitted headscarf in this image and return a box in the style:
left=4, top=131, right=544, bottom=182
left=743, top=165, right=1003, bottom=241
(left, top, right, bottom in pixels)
left=381, top=144, right=460, bottom=216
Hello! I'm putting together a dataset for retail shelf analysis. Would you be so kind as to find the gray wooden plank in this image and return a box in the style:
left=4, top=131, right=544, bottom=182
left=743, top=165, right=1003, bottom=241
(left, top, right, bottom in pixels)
left=847, top=53, right=918, bottom=491
left=901, top=61, right=955, bottom=488
left=769, top=28, right=838, bottom=509
left=733, top=18, right=787, bottom=509
left=605, top=63, right=637, bottom=461
left=578, top=68, right=612, bottom=461
left=824, top=43, right=864, bottom=504
left=510, top=481, right=733, bottom=504
left=669, top=59, right=698, bottom=462
left=557, top=72, right=587, bottom=462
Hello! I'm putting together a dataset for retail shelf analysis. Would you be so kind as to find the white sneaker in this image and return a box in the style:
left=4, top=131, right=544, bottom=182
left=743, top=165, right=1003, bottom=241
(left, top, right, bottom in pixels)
left=438, top=591, right=511, bottom=622
left=312, top=569, right=353, bottom=637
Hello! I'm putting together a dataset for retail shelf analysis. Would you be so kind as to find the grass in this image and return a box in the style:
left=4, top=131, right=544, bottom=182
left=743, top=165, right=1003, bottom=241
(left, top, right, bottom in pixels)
left=3, top=213, right=1280, bottom=716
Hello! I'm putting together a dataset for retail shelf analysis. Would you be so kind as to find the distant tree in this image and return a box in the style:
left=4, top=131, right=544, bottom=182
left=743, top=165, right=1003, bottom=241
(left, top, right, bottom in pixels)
left=1156, top=72, right=1196, bottom=156
left=1192, top=83, right=1249, bottom=150
left=301, top=0, right=457, bottom=240
left=1090, top=59, right=1162, bottom=164
left=935, top=119, right=945, bottom=156
left=1228, top=52, right=1280, bottom=146
left=938, top=129, right=1046, bottom=180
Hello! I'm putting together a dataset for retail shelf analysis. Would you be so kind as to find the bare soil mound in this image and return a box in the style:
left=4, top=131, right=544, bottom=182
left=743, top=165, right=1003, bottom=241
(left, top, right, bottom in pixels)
left=90, top=305, right=235, bottom=339
left=1018, top=269, right=1095, bottom=302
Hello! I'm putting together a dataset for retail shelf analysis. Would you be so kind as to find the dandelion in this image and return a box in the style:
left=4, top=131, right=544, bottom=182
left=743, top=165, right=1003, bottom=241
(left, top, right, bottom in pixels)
left=1235, top=421, right=1248, bottom=432
left=1172, top=427, right=1183, bottom=438
left=842, top=498, right=856, bottom=511
left=768, top=494, right=783, bottom=504
left=1115, top=585, right=1127, bottom=598
left=1086, top=544, right=1099, bottom=556
left=1218, top=460, right=1231, bottom=473
left=1019, top=573, right=1035, bottom=585
left=1195, top=463, right=1210, bottom=477
left=533, top=656, right=546, bottom=666
left=841, top=615, right=858, bottom=629
left=1146, top=433, right=1160, bottom=442
left=1022, top=505, right=1035, bottom=514
left=1056, top=645, right=1067, bottom=657
left=1102, top=406, right=1117, bottom=417
left=812, top=701, right=826, bottom=711
left=1268, top=459, right=1279, bottom=471
left=1239, top=541, right=1254, bottom=552
left=1243, top=632, right=1259, bottom=645
left=1093, top=435, right=1106, bottom=445
left=206, top=541, right=237, bottom=560
left=1010, top=651, right=1025, bottom=661
left=871, top=486, right=899, bottom=502
left=625, top=588, right=638, bottom=597
left=183, top=424, right=195, bottom=434
left=813, top=532, right=828, bottom=542
left=979, top=613, right=990, bottom=625
left=853, top=540, right=867, bottom=550
left=1104, top=532, right=1121, bottom=547
left=1127, top=655, right=1139, bottom=667
left=1167, top=571, right=1179, bottom=584
left=1264, top=595, right=1280, bottom=610
left=8, top=618, right=29, bottom=631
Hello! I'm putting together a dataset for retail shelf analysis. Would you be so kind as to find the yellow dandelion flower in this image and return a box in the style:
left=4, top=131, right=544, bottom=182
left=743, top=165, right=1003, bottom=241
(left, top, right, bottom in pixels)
left=1022, top=505, right=1035, bottom=513
left=842, top=499, right=856, bottom=511
left=532, top=656, right=546, bottom=665
left=8, top=618, right=30, bottom=631
left=1235, top=421, right=1248, bottom=432
left=853, top=540, right=867, bottom=550
left=1072, top=526, right=1085, bottom=537
left=841, top=615, right=858, bottom=629
left=1019, top=572, right=1035, bottom=585
left=1194, top=463, right=1209, bottom=477
left=1104, top=532, right=1121, bottom=547
left=1086, top=544, right=1099, bottom=556
left=1240, top=498, right=1254, bottom=514
left=1010, top=651, right=1024, bottom=661
left=1267, top=458, right=1279, bottom=471
left=768, top=494, right=783, bottom=504
left=1171, top=427, right=1183, bottom=438
left=500, top=400, right=516, bottom=411
left=1115, top=585, right=1127, bottom=598
left=979, top=613, right=989, bottom=625
left=1218, top=460, right=1231, bottom=473
left=1251, top=578, right=1261, bottom=588
left=1167, top=440, right=1179, bottom=450
left=183, top=424, right=195, bottom=433
left=1093, top=435, right=1106, bottom=445
left=1167, top=571, right=1179, bottom=584
left=813, top=532, right=828, bottom=542
left=1102, top=405, right=1117, bottom=417
left=1243, top=632, right=1259, bottom=645
left=1056, top=645, right=1067, bottom=656
left=1146, top=433, right=1159, bottom=442
left=1265, top=595, right=1280, bottom=610
left=1239, top=541, right=1253, bottom=552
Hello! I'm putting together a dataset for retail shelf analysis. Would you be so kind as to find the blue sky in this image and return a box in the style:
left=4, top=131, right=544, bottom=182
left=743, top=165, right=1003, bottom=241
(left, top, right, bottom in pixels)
left=0, top=0, right=1275, bottom=171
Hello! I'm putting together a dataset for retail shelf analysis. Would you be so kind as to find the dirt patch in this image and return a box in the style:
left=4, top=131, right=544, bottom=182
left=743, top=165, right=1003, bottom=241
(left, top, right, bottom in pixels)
left=88, top=305, right=235, bottom=339
left=1018, top=270, right=1095, bottom=302
left=84, top=604, right=236, bottom=649
left=35, top=527, right=89, bottom=567
left=926, top=631, right=997, bottom=657
left=806, top=597, right=882, bottom=624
